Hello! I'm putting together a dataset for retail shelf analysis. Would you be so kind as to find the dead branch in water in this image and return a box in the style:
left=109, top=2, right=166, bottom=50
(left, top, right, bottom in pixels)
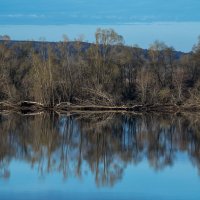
left=0, top=100, right=199, bottom=114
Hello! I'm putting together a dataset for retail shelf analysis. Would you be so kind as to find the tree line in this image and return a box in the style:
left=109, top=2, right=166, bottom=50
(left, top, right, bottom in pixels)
left=1, top=28, right=200, bottom=107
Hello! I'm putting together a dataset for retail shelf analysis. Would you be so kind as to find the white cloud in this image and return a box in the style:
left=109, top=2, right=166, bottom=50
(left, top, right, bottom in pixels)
left=0, top=14, right=46, bottom=18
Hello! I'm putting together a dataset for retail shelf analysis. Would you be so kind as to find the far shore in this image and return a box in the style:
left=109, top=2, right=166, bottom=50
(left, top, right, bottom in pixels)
left=1, top=101, right=200, bottom=114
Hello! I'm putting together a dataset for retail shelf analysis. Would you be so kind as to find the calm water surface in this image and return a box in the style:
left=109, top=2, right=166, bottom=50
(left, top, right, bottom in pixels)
left=0, top=112, right=200, bottom=200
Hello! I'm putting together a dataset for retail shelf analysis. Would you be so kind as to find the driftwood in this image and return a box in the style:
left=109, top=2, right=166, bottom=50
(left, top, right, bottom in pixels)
left=0, top=101, right=199, bottom=114
left=0, top=101, right=45, bottom=113
left=55, top=103, right=181, bottom=113
left=17, top=101, right=44, bottom=107
left=55, top=104, right=143, bottom=112
left=16, top=101, right=46, bottom=114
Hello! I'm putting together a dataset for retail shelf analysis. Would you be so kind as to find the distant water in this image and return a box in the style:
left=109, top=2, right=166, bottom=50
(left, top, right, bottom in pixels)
left=1, top=23, right=200, bottom=52
left=0, top=112, right=200, bottom=200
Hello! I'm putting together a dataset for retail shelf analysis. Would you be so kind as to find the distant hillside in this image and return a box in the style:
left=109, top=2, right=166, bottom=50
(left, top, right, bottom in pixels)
left=0, top=39, right=186, bottom=60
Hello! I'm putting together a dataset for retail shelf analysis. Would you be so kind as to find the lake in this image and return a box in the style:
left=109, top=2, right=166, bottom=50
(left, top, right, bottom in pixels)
left=0, top=112, right=200, bottom=200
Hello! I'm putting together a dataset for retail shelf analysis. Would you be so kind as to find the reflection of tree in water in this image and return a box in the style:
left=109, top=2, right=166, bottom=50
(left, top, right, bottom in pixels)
left=0, top=112, right=200, bottom=186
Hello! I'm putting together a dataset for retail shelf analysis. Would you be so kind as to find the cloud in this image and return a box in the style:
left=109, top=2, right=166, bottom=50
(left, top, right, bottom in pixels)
left=0, top=14, right=46, bottom=18
left=0, top=0, right=200, bottom=24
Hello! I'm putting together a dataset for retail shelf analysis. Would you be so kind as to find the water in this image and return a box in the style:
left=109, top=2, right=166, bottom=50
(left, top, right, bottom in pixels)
left=0, top=112, right=200, bottom=200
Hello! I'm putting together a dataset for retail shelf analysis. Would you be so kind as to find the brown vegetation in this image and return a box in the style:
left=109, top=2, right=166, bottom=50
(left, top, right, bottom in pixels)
left=0, top=29, right=200, bottom=112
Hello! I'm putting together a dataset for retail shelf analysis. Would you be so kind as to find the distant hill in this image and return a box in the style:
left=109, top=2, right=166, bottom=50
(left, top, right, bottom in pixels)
left=0, top=39, right=187, bottom=60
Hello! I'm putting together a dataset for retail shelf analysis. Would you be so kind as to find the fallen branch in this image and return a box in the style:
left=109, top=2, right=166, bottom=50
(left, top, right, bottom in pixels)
left=0, top=101, right=199, bottom=114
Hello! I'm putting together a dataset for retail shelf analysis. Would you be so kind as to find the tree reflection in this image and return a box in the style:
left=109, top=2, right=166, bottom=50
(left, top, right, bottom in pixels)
left=0, top=112, right=200, bottom=186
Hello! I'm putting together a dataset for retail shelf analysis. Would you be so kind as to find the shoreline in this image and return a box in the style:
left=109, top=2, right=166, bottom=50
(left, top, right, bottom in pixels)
left=1, top=101, right=200, bottom=114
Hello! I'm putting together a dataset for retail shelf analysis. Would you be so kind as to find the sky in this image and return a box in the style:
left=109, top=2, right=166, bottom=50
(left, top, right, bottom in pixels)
left=0, top=0, right=200, bottom=24
left=0, top=0, right=200, bottom=51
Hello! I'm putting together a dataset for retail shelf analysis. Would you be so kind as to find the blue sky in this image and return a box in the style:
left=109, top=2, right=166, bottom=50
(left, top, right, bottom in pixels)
left=0, top=0, right=200, bottom=51
left=0, top=0, right=200, bottom=24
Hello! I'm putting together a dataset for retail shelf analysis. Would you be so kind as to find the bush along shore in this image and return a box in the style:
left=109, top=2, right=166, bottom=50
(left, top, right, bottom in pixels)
left=1, top=101, right=200, bottom=114
left=1, top=29, right=200, bottom=113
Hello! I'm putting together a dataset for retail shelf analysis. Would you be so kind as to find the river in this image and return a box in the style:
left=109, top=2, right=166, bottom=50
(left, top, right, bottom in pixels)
left=0, top=112, right=200, bottom=200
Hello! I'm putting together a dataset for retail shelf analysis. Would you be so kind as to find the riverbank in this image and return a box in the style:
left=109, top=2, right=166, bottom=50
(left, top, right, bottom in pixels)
left=1, top=101, right=200, bottom=114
